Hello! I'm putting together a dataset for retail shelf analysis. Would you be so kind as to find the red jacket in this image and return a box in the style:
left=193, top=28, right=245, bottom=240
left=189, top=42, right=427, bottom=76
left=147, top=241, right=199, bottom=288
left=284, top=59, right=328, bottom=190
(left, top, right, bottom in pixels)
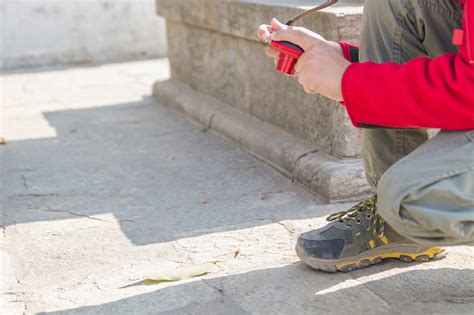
left=340, top=0, right=474, bottom=130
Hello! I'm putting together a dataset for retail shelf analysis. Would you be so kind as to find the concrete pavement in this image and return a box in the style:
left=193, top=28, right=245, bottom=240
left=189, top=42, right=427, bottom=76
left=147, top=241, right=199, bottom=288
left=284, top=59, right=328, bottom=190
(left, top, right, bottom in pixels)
left=1, top=60, right=473, bottom=314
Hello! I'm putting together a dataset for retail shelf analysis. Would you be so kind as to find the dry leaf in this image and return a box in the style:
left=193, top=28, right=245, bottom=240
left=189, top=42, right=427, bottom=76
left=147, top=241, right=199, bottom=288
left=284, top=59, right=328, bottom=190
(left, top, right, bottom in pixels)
left=142, top=263, right=218, bottom=285
left=0, top=137, right=6, bottom=145
left=233, top=249, right=240, bottom=258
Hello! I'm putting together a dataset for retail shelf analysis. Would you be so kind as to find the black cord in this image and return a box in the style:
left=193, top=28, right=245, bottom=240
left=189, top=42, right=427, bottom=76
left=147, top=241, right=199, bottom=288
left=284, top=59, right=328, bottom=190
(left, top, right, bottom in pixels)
left=285, top=0, right=338, bottom=26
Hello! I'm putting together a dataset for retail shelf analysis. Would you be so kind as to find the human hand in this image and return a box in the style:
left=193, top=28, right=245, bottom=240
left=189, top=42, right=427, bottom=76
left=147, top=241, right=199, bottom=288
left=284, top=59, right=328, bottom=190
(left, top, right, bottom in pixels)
left=257, top=18, right=329, bottom=61
left=257, top=18, right=350, bottom=101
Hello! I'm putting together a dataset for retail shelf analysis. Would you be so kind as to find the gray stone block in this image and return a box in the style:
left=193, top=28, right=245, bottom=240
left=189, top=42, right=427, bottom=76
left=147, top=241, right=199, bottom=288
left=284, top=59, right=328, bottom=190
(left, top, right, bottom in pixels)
left=158, top=0, right=364, bottom=157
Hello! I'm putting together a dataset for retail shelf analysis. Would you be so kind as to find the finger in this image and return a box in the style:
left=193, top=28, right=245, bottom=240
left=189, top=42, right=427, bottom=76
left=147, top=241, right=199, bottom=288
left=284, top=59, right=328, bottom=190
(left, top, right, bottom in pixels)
left=272, top=27, right=326, bottom=52
left=265, top=46, right=280, bottom=59
left=301, top=79, right=316, bottom=94
left=297, top=74, right=306, bottom=87
left=257, top=24, right=272, bottom=42
left=304, top=86, right=317, bottom=94
left=294, top=56, right=304, bottom=75
left=271, top=29, right=313, bottom=51
left=270, top=18, right=286, bottom=32
left=294, top=51, right=314, bottom=74
left=298, top=73, right=317, bottom=94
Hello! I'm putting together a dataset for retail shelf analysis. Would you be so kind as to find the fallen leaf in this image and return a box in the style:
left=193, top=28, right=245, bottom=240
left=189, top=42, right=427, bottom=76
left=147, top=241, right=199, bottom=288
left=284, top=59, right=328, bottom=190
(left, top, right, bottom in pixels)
left=0, top=137, right=6, bottom=145
left=201, top=200, right=209, bottom=205
left=142, top=263, right=217, bottom=285
left=233, top=249, right=240, bottom=258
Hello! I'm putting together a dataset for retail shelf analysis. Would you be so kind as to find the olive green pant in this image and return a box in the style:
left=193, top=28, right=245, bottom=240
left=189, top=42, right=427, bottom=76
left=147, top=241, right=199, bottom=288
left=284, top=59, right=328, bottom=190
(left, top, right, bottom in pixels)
left=360, top=0, right=473, bottom=245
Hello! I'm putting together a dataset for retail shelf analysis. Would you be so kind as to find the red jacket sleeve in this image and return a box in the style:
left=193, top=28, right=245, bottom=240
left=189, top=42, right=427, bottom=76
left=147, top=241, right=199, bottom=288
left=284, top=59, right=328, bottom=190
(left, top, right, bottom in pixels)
left=341, top=0, right=474, bottom=130
left=339, top=42, right=359, bottom=63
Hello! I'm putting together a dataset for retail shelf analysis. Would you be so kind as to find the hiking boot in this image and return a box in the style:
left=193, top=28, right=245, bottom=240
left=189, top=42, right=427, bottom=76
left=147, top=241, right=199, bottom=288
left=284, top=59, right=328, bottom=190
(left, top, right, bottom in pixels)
left=295, top=197, right=446, bottom=272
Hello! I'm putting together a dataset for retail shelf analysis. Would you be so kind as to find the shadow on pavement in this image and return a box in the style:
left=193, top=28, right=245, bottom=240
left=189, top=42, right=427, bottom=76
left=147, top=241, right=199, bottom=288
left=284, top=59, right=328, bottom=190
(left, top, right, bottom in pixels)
left=1, top=98, right=338, bottom=245
left=42, top=265, right=474, bottom=314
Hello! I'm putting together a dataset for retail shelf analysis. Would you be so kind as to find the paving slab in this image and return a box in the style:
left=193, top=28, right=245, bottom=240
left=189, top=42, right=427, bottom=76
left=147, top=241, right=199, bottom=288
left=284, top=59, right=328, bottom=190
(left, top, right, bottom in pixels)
left=1, top=60, right=473, bottom=314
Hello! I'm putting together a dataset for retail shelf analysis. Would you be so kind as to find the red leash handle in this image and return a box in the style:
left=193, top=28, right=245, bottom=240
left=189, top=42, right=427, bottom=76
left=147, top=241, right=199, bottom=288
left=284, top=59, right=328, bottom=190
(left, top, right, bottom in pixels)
left=270, top=41, right=304, bottom=75
left=269, top=0, right=338, bottom=75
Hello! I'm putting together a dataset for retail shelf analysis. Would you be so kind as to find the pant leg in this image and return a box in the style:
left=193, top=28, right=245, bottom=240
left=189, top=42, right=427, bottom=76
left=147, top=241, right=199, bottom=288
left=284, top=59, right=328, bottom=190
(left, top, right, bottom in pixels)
left=359, top=0, right=463, bottom=188
left=378, top=130, right=474, bottom=246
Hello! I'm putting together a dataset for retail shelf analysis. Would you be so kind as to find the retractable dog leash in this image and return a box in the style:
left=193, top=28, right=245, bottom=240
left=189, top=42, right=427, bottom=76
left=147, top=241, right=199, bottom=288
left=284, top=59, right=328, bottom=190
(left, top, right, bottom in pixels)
left=269, top=0, right=338, bottom=74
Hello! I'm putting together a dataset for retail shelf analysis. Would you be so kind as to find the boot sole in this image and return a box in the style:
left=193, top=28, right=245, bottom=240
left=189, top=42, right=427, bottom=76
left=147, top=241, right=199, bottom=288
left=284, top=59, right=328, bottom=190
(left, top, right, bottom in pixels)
left=295, top=243, right=446, bottom=273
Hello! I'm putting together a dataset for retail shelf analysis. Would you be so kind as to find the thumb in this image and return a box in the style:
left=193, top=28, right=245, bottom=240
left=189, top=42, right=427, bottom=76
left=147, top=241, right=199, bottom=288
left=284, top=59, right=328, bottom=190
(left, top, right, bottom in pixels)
left=271, top=28, right=322, bottom=52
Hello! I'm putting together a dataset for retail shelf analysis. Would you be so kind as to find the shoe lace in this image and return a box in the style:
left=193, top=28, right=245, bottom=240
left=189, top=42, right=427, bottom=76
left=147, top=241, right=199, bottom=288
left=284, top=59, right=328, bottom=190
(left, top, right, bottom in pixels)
left=326, top=197, right=385, bottom=237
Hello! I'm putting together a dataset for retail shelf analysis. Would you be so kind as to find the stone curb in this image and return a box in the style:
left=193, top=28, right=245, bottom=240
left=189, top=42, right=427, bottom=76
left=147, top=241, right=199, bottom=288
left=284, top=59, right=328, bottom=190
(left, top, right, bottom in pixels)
left=153, top=79, right=372, bottom=203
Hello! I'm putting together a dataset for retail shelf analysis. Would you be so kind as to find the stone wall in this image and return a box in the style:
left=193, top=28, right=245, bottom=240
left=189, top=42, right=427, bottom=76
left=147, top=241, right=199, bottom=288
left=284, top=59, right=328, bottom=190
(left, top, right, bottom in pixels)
left=157, top=0, right=364, bottom=158
left=0, top=0, right=167, bottom=69
left=153, top=0, right=371, bottom=202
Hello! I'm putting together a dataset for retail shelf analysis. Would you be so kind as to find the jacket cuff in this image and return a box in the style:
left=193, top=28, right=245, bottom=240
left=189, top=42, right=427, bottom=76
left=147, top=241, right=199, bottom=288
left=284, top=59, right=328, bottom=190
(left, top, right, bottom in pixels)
left=338, top=42, right=359, bottom=63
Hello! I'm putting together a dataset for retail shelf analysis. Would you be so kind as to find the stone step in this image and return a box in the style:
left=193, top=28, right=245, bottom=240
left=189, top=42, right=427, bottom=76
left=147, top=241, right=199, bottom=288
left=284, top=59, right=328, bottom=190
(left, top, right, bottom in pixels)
left=154, top=79, right=372, bottom=203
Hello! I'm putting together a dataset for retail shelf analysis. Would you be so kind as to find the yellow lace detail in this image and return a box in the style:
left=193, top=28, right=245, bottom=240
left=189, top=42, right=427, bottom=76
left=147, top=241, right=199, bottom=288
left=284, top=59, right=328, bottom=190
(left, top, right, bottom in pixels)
left=326, top=197, right=386, bottom=237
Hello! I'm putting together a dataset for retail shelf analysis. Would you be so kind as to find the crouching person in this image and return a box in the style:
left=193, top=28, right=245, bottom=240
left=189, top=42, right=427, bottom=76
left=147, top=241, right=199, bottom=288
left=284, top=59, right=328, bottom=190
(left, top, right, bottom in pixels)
left=258, top=0, right=473, bottom=272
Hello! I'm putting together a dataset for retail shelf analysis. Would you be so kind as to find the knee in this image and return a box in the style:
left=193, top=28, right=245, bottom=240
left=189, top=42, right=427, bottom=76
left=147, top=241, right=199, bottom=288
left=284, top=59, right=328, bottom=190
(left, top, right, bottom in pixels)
left=377, top=161, right=474, bottom=246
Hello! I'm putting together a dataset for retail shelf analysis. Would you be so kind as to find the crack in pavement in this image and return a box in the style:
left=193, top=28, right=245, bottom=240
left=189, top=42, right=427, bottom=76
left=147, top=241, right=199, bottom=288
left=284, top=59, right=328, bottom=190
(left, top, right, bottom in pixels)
left=20, top=175, right=29, bottom=193
left=26, top=206, right=135, bottom=223
left=173, top=218, right=273, bottom=240
left=211, top=190, right=284, bottom=204
left=118, top=219, right=136, bottom=223
left=202, top=278, right=225, bottom=297
left=277, top=221, right=298, bottom=240
left=350, top=276, right=392, bottom=310
left=201, top=113, right=216, bottom=133
left=35, top=208, right=110, bottom=222
left=11, top=193, right=59, bottom=199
